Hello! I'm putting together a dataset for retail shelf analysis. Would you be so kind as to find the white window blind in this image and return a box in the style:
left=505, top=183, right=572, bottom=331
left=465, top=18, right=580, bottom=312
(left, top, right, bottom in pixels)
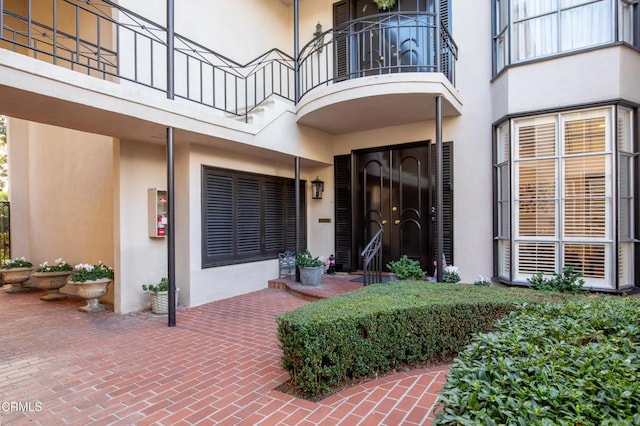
left=512, top=108, right=614, bottom=287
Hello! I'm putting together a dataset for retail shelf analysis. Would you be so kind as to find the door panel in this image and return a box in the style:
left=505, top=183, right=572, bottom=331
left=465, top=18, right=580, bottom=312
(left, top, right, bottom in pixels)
left=357, top=144, right=429, bottom=270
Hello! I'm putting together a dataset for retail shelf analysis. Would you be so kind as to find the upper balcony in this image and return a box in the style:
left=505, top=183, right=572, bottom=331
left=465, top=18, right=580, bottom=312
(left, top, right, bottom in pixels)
left=0, top=0, right=461, bottom=139
left=297, top=10, right=462, bottom=133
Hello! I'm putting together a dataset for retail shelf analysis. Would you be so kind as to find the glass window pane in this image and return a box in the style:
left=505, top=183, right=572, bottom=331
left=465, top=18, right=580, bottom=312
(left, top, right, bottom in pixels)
left=497, top=122, right=510, bottom=163
left=513, top=14, right=558, bottom=61
left=618, top=0, right=635, bottom=43
left=564, top=155, right=610, bottom=238
left=517, top=159, right=557, bottom=236
left=518, top=121, right=556, bottom=159
left=618, top=243, right=634, bottom=286
left=564, top=243, right=606, bottom=279
left=517, top=242, right=557, bottom=274
left=618, top=106, right=633, bottom=153
left=564, top=116, right=606, bottom=154
left=513, top=0, right=558, bottom=20
left=560, top=1, right=612, bottom=51
left=498, top=240, right=511, bottom=278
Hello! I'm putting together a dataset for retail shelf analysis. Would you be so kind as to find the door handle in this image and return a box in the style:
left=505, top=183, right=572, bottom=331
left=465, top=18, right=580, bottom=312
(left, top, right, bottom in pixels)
left=382, top=220, right=388, bottom=225
left=394, top=219, right=400, bottom=225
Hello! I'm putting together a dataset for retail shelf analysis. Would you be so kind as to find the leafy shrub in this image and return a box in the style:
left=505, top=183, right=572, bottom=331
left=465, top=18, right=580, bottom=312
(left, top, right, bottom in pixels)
left=529, top=266, right=586, bottom=294
left=277, top=282, right=577, bottom=399
left=386, top=255, right=424, bottom=280
left=142, top=277, right=169, bottom=293
left=435, top=297, right=640, bottom=425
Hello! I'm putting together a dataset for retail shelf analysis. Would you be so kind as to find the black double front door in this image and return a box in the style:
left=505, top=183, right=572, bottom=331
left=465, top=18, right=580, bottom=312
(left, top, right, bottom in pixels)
left=356, top=143, right=430, bottom=271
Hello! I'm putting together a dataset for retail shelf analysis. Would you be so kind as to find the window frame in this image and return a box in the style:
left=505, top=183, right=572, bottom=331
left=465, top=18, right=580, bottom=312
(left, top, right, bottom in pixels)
left=494, top=105, right=638, bottom=290
left=492, top=0, right=639, bottom=75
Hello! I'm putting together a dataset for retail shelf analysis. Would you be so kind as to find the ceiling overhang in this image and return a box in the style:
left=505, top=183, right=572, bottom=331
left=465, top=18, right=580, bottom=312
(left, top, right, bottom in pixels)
left=296, top=73, right=463, bottom=134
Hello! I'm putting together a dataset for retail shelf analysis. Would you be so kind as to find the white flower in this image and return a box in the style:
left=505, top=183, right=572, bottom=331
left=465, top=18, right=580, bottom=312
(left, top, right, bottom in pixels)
left=444, top=265, right=460, bottom=274
left=39, top=261, right=50, bottom=268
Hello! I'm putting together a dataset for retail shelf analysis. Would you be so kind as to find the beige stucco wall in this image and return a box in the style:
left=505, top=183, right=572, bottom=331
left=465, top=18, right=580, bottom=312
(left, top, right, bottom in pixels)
left=491, top=46, right=640, bottom=121
left=118, top=0, right=293, bottom=62
left=116, top=139, right=169, bottom=313
left=7, top=119, right=115, bottom=300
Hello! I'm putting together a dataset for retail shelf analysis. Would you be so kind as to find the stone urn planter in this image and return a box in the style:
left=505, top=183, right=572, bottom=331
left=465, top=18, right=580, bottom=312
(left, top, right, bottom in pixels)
left=70, top=278, right=112, bottom=313
left=1, top=267, right=34, bottom=293
left=32, top=271, right=73, bottom=301
left=300, top=266, right=323, bottom=286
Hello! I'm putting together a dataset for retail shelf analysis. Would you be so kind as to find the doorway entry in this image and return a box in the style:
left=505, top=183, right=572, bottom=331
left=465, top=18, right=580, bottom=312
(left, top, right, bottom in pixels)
left=333, top=141, right=453, bottom=274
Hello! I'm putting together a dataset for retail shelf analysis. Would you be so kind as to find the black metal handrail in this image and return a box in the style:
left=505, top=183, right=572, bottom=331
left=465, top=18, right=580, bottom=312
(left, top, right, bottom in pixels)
left=298, top=11, right=458, bottom=101
left=1, top=2, right=456, bottom=122
left=361, top=229, right=383, bottom=286
left=0, top=0, right=296, bottom=122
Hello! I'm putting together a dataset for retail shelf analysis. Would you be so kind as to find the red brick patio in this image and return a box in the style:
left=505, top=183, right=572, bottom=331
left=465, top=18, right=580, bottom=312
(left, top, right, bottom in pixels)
left=0, top=278, right=448, bottom=425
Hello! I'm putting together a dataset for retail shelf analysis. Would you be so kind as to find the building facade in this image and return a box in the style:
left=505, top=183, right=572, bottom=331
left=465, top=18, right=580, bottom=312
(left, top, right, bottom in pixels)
left=0, top=0, right=637, bottom=313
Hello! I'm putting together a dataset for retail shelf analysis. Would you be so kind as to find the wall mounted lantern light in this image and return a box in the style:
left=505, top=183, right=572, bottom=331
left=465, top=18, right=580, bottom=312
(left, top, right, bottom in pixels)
left=313, top=22, right=324, bottom=53
left=311, top=176, right=324, bottom=199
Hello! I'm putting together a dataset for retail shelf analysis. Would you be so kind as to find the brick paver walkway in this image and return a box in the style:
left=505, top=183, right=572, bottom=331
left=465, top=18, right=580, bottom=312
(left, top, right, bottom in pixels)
left=0, top=286, right=448, bottom=425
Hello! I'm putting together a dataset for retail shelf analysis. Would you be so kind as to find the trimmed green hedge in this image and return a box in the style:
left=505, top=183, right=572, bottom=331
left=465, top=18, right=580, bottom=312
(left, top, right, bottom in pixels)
left=276, top=282, right=576, bottom=399
left=435, top=297, right=640, bottom=425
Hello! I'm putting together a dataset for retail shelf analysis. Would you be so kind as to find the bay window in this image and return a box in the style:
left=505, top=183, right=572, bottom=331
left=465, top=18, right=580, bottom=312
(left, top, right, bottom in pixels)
left=493, top=0, right=639, bottom=74
left=494, top=106, right=638, bottom=290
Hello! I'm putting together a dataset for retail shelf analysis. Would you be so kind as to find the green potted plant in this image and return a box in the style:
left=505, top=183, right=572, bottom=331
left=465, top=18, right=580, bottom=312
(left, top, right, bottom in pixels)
left=142, top=277, right=179, bottom=314
left=1, top=256, right=34, bottom=293
left=32, top=258, right=74, bottom=301
left=443, top=265, right=461, bottom=283
left=68, top=262, right=114, bottom=313
left=386, top=255, right=424, bottom=281
left=374, top=0, right=396, bottom=10
left=295, top=249, right=325, bottom=286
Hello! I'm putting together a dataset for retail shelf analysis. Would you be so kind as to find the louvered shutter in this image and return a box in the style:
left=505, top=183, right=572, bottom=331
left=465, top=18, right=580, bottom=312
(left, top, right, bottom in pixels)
left=285, top=180, right=307, bottom=253
left=236, top=177, right=261, bottom=256
left=431, top=142, right=454, bottom=266
left=202, top=169, right=234, bottom=265
left=333, top=1, right=349, bottom=82
left=439, top=0, right=451, bottom=79
left=334, top=154, right=353, bottom=271
left=264, top=179, right=285, bottom=253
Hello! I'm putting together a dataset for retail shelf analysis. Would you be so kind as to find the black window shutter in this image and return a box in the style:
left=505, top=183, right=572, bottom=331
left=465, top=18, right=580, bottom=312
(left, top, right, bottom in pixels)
left=431, top=142, right=454, bottom=266
left=333, top=1, right=349, bottom=82
left=202, top=170, right=234, bottom=264
left=440, top=0, right=450, bottom=30
left=264, top=179, right=285, bottom=253
left=236, top=177, right=261, bottom=255
left=334, top=154, right=353, bottom=271
left=285, top=180, right=307, bottom=252
left=202, top=166, right=306, bottom=268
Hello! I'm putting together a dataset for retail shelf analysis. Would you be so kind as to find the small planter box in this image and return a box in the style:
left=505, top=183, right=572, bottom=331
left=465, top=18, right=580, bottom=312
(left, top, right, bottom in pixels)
left=150, top=290, right=179, bottom=314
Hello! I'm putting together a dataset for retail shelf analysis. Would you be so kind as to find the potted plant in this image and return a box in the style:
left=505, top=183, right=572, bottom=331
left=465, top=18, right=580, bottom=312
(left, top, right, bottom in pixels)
left=32, top=258, right=73, bottom=301
left=374, top=0, right=396, bottom=10
left=443, top=265, right=461, bottom=283
left=68, top=262, right=114, bottom=312
left=386, top=255, right=424, bottom=281
left=142, top=277, right=179, bottom=314
left=1, top=256, right=34, bottom=293
left=295, top=249, right=325, bottom=286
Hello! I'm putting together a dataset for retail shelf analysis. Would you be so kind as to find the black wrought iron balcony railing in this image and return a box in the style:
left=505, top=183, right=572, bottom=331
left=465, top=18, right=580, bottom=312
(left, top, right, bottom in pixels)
left=298, top=11, right=458, bottom=101
left=0, top=0, right=295, bottom=122
left=0, top=1, right=457, bottom=123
